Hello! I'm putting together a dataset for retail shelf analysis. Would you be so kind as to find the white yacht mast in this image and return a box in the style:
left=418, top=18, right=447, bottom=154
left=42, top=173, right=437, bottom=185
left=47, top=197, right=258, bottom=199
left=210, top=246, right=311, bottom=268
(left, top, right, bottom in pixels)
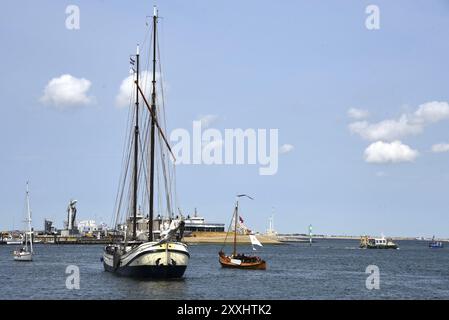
left=25, top=182, right=33, bottom=253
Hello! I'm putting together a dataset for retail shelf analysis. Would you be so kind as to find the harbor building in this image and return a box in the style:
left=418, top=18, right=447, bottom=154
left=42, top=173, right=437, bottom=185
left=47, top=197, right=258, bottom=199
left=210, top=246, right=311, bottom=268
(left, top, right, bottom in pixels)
left=184, top=209, right=225, bottom=232
left=183, top=217, right=225, bottom=232
left=119, top=208, right=225, bottom=240
left=78, top=220, right=98, bottom=233
left=44, top=219, right=56, bottom=234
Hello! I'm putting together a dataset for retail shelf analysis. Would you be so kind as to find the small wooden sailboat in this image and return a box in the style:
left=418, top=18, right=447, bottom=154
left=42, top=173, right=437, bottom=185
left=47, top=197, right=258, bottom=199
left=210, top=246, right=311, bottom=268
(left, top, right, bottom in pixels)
left=219, top=195, right=266, bottom=270
left=13, top=182, right=34, bottom=261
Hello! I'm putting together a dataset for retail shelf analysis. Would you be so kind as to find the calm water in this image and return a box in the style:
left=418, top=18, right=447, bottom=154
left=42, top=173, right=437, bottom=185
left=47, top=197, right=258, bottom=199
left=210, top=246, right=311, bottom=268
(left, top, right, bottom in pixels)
left=1, top=239, right=448, bottom=299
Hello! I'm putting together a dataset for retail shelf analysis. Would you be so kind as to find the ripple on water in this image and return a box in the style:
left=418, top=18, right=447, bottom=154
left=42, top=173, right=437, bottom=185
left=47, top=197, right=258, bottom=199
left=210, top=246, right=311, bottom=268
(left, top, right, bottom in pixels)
left=1, top=240, right=448, bottom=299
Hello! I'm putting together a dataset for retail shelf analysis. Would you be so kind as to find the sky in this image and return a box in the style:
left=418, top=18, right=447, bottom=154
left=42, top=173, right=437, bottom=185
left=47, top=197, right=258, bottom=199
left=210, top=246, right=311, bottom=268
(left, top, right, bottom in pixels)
left=1, top=0, right=449, bottom=237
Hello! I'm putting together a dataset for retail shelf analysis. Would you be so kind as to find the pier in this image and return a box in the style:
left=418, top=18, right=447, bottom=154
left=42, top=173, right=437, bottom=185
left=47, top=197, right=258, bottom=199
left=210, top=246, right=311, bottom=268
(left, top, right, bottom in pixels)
left=33, top=235, right=121, bottom=245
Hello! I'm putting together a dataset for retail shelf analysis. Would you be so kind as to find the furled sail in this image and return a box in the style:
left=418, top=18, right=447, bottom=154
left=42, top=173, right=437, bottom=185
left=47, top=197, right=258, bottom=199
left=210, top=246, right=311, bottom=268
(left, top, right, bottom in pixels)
left=158, top=218, right=184, bottom=244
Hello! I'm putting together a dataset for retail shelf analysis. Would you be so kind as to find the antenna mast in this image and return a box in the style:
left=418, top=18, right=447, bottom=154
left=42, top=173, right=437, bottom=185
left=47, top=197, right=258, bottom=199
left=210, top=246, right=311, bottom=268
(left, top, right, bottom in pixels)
left=26, top=182, right=32, bottom=252
left=233, top=201, right=238, bottom=257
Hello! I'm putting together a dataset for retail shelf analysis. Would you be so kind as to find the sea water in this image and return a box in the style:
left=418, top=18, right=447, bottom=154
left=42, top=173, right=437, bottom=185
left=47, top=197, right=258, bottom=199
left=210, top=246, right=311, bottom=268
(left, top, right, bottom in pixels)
left=0, top=239, right=448, bottom=299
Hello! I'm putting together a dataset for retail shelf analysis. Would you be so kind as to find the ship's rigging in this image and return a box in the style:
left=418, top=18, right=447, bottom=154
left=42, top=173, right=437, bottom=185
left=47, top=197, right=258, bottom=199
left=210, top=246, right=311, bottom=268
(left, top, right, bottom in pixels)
left=111, top=11, right=180, bottom=242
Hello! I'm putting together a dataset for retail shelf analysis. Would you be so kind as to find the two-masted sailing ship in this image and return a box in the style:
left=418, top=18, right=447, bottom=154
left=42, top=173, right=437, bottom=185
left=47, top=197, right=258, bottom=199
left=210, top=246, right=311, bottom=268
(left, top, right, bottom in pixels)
left=13, top=182, right=34, bottom=261
left=103, top=6, right=189, bottom=278
left=219, top=195, right=266, bottom=270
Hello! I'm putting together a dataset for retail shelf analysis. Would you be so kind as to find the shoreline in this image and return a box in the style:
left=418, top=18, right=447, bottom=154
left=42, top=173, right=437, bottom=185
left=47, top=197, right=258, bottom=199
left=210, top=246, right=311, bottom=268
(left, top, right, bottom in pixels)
left=2, top=232, right=447, bottom=245
left=183, top=232, right=282, bottom=245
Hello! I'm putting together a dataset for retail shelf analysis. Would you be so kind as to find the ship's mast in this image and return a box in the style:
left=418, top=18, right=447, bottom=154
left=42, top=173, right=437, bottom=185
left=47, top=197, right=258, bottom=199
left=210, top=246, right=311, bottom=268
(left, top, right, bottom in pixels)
left=233, top=201, right=238, bottom=257
left=148, top=6, right=158, bottom=242
left=232, top=194, right=253, bottom=256
left=132, top=45, right=140, bottom=241
left=26, top=182, right=33, bottom=253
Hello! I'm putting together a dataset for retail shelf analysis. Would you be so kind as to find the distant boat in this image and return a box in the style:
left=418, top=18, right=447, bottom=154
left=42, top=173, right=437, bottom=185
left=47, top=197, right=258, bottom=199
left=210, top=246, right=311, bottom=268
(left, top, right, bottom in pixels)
left=6, top=235, right=23, bottom=245
left=429, top=236, right=444, bottom=249
left=13, top=182, right=34, bottom=261
left=360, top=235, right=398, bottom=249
left=218, top=195, right=266, bottom=270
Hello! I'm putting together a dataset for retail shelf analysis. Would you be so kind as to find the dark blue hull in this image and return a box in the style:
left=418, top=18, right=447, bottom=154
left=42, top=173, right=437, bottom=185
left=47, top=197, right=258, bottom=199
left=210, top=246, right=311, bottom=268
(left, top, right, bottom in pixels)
left=104, top=262, right=187, bottom=279
left=362, top=245, right=398, bottom=249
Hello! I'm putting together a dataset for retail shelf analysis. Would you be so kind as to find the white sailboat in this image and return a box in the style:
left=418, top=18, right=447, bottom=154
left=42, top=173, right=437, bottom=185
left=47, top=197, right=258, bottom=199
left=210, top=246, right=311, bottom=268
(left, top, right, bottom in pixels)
left=13, top=182, right=34, bottom=261
left=103, top=6, right=189, bottom=278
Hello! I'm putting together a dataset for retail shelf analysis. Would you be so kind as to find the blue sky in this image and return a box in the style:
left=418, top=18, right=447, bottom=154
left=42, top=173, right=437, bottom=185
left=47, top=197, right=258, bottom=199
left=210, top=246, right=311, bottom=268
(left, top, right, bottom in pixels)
left=1, top=0, right=449, bottom=237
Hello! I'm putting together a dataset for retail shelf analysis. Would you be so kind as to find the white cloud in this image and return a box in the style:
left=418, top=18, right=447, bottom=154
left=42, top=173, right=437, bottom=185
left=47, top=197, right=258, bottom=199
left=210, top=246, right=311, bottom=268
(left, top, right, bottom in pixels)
left=198, top=114, right=219, bottom=128
left=116, top=74, right=135, bottom=108
left=115, top=71, right=159, bottom=108
left=414, top=101, right=449, bottom=124
left=431, top=143, right=449, bottom=153
left=349, top=116, right=422, bottom=141
left=279, top=144, right=294, bottom=154
left=349, top=101, right=449, bottom=141
left=40, top=74, right=94, bottom=108
left=347, top=108, right=370, bottom=120
left=364, top=141, right=419, bottom=164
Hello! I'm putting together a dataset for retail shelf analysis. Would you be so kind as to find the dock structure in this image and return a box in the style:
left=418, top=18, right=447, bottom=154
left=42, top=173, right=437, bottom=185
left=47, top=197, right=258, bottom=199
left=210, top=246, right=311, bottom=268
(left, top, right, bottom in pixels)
left=34, top=234, right=122, bottom=245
